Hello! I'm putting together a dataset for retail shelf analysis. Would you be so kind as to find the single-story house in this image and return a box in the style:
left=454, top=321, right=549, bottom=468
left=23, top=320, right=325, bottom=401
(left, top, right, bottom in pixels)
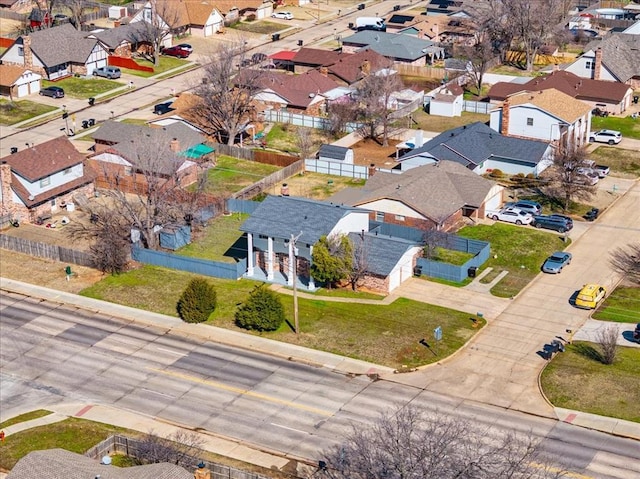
left=291, top=48, right=343, bottom=73
left=397, top=121, right=554, bottom=177
left=329, top=161, right=503, bottom=232
left=88, top=21, right=156, bottom=57
left=0, top=23, right=109, bottom=79
left=490, top=89, right=592, bottom=150
left=341, top=31, right=445, bottom=65
left=0, top=137, right=95, bottom=223
left=0, top=65, right=41, bottom=98
left=487, top=69, right=634, bottom=115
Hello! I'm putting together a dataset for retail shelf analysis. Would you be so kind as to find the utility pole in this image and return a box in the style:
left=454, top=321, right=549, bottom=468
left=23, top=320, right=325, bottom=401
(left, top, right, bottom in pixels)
left=291, top=231, right=303, bottom=337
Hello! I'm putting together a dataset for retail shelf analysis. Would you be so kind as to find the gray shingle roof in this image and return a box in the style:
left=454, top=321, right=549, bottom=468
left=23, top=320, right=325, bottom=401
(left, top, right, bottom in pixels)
left=400, top=122, right=549, bottom=168
left=318, top=144, right=350, bottom=161
left=348, top=232, right=417, bottom=276
left=26, top=23, right=100, bottom=66
left=584, top=33, right=640, bottom=83
left=90, top=21, right=151, bottom=49
left=341, top=31, right=440, bottom=61
left=352, top=161, right=493, bottom=223
left=6, top=449, right=194, bottom=479
left=239, top=195, right=363, bottom=245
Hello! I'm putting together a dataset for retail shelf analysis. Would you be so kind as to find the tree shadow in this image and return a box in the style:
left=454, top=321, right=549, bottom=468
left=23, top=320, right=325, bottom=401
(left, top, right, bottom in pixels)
left=573, top=342, right=603, bottom=363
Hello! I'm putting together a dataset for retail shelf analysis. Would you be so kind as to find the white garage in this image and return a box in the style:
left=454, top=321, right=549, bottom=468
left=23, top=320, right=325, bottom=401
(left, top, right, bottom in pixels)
left=0, top=65, right=41, bottom=99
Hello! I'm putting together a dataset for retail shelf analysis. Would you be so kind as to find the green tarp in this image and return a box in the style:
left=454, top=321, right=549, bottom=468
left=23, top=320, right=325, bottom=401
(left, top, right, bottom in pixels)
left=181, top=143, right=214, bottom=159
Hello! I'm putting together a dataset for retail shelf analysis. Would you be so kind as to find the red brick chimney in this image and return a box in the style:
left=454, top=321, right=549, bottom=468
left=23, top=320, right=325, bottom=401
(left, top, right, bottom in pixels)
left=22, top=35, right=33, bottom=68
left=594, top=47, right=602, bottom=80
left=360, top=60, right=371, bottom=76
left=169, top=138, right=180, bottom=152
left=501, top=98, right=510, bottom=136
left=319, top=66, right=328, bottom=77
left=368, top=163, right=376, bottom=177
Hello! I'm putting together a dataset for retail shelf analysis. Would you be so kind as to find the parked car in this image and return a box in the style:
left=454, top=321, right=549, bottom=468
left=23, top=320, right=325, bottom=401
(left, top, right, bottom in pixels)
left=549, top=214, right=574, bottom=229
left=175, top=43, right=193, bottom=53
left=39, top=86, right=64, bottom=98
left=576, top=168, right=600, bottom=185
left=162, top=46, right=190, bottom=58
left=589, top=129, right=622, bottom=144
left=252, top=52, right=268, bottom=64
left=504, top=200, right=542, bottom=216
left=271, top=11, right=293, bottom=19
left=542, top=251, right=572, bottom=274
left=583, top=160, right=610, bottom=177
left=633, top=323, right=640, bottom=343
left=487, top=208, right=533, bottom=225
left=575, top=283, right=607, bottom=309
left=93, top=66, right=121, bottom=79
left=532, top=215, right=573, bottom=233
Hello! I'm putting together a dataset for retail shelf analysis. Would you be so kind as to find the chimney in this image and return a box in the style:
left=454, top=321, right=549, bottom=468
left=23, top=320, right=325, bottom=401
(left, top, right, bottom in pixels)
left=114, top=20, right=120, bottom=27
left=360, top=60, right=371, bottom=76
left=594, top=47, right=602, bottom=80
left=415, top=130, right=424, bottom=147
left=501, top=98, right=510, bottom=136
left=194, top=466, right=211, bottom=479
left=170, top=138, right=180, bottom=152
left=368, top=163, right=376, bottom=177
left=319, top=66, right=328, bottom=77
left=1, top=161, right=15, bottom=216
left=22, top=36, right=33, bottom=68
left=553, top=64, right=559, bottom=72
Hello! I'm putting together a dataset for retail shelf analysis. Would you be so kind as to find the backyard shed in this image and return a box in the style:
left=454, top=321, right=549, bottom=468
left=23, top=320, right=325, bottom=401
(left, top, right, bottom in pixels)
left=109, top=6, right=127, bottom=19
left=318, top=145, right=354, bottom=164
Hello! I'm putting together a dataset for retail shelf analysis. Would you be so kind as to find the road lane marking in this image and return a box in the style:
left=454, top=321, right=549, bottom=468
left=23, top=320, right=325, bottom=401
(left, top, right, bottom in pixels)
left=148, top=367, right=332, bottom=417
left=157, top=346, right=187, bottom=357
left=270, top=423, right=309, bottom=435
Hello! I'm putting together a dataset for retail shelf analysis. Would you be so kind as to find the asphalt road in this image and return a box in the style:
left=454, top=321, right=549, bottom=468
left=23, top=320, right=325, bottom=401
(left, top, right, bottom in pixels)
left=1, top=291, right=639, bottom=478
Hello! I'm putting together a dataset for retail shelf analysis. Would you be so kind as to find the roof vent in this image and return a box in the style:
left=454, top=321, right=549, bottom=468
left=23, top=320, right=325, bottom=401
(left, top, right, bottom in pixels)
left=28, top=195, right=35, bottom=201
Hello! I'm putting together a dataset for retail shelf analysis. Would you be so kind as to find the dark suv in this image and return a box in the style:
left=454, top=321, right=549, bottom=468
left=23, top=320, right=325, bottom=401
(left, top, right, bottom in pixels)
left=634, top=323, right=640, bottom=343
left=532, top=215, right=573, bottom=233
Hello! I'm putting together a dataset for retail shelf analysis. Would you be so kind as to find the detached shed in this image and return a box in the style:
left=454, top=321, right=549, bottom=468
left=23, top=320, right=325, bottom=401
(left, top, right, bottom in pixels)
left=318, top=145, right=354, bottom=164
left=109, top=5, right=127, bottom=19
left=160, top=225, right=191, bottom=250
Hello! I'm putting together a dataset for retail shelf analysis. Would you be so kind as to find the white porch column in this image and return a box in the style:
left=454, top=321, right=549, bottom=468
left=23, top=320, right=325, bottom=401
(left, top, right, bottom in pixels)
left=267, top=236, right=274, bottom=280
left=246, top=232, right=254, bottom=276
left=308, top=244, right=315, bottom=290
left=287, top=240, right=294, bottom=286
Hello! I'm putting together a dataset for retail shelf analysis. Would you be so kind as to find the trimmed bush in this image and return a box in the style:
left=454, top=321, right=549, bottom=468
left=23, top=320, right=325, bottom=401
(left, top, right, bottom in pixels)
left=235, top=284, right=285, bottom=331
left=489, top=169, right=503, bottom=178
left=177, top=278, right=217, bottom=323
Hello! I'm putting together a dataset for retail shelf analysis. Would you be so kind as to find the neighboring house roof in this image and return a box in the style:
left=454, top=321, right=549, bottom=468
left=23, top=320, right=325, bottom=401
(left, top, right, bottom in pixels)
left=239, top=195, right=363, bottom=246
left=6, top=449, right=193, bottom=479
left=318, top=144, right=350, bottom=161
left=90, top=21, right=151, bottom=49
left=20, top=23, right=101, bottom=67
left=399, top=122, right=550, bottom=169
left=211, top=0, right=264, bottom=14
left=2, top=136, right=85, bottom=182
left=347, top=161, right=494, bottom=224
left=269, top=50, right=297, bottom=61
left=488, top=70, right=631, bottom=103
left=0, top=64, right=30, bottom=86
left=9, top=171, right=94, bottom=208
left=292, top=48, right=342, bottom=67
left=386, top=14, right=417, bottom=27
left=348, top=231, right=418, bottom=276
left=431, top=83, right=464, bottom=103
left=327, top=49, right=390, bottom=84
left=257, top=70, right=339, bottom=108
left=341, top=31, right=442, bottom=61
left=505, top=89, right=592, bottom=124
left=584, top=33, right=640, bottom=82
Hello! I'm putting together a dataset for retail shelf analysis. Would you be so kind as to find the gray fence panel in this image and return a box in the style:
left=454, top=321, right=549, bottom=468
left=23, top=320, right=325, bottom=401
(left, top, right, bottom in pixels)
left=304, top=159, right=369, bottom=179
left=0, top=234, right=94, bottom=267
left=462, top=101, right=491, bottom=114
left=416, top=257, right=465, bottom=282
left=227, top=199, right=260, bottom=214
left=132, top=246, right=244, bottom=280
left=369, top=222, right=425, bottom=243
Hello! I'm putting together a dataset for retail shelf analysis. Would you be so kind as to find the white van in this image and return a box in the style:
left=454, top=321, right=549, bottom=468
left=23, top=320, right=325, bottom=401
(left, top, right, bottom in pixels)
left=355, top=17, right=386, bottom=32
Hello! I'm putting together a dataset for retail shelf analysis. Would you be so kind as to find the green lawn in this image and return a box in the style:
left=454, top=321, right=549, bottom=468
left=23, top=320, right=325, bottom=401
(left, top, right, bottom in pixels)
left=264, top=123, right=332, bottom=154
left=540, top=343, right=640, bottom=423
left=120, top=55, right=192, bottom=78
left=457, top=223, right=570, bottom=297
left=177, top=213, right=249, bottom=262
left=0, top=410, right=52, bottom=430
left=591, top=115, right=640, bottom=140
left=0, top=99, right=57, bottom=125
left=412, top=109, right=490, bottom=132
left=203, top=155, right=279, bottom=196
left=429, top=247, right=475, bottom=266
left=589, top=146, right=640, bottom=177
left=80, top=265, right=485, bottom=368
left=592, top=286, right=640, bottom=323
left=42, top=77, right=122, bottom=99
left=230, top=20, right=286, bottom=34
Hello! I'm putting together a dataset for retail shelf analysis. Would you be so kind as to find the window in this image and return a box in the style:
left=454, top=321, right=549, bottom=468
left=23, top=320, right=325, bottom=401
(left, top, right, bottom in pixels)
left=124, top=166, right=133, bottom=176
left=375, top=211, right=384, bottom=221
left=63, top=167, right=72, bottom=175
left=585, top=60, right=595, bottom=70
left=40, top=177, right=50, bottom=187
left=526, top=118, right=534, bottom=126
left=18, top=46, right=24, bottom=57
left=395, top=215, right=405, bottom=222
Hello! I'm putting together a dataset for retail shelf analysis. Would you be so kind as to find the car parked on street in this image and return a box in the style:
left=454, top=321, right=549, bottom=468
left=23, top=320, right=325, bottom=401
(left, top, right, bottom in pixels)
left=549, top=214, right=574, bottom=228
left=542, top=251, right=572, bottom=274
left=272, top=11, right=293, bottom=19
left=589, top=129, right=622, bottom=144
left=39, top=86, right=64, bottom=98
left=532, top=215, right=573, bottom=233
left=634, top=323, right=640, bottom=343
left=504, top=200, right=542, bottom=216
left=575, top=283, right=607, bottom=309
left=487, top=208, right=534, bottom=225
left=93, top=66, right=121, bottom=79
left=162, top=46, right=190, bottom=58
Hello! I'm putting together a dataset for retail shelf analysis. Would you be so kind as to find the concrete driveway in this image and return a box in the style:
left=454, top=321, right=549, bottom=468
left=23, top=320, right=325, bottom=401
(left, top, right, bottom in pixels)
left=382, top=180, right=640, bottom=418
left=573, top=319, right=640, bottom=348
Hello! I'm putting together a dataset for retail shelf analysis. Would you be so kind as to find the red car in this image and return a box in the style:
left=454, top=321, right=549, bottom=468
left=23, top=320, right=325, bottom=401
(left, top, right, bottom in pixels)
left=162, top=46, right=190, bottom=58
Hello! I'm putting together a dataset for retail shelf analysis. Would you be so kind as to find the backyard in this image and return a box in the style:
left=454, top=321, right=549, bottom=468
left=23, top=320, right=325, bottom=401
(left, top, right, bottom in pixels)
left=0, top=99, right=57, bottom=125
left=203, top=155, right=280, bottom=197
left=177, top=213, right=249, bottom=262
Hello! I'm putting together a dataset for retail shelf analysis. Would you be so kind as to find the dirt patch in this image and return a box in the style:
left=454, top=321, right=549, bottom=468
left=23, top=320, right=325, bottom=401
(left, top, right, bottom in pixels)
left=351, top=138, right=403, bottom=169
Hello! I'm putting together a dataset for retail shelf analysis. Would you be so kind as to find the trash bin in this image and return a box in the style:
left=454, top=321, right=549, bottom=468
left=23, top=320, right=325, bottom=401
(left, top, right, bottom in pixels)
left=88, top=97, right=95, bottom=106
left=88, top=118, right=95, bottom=127
left=271, top=33, right=280, bottom=42
left=348, top=22, right=354, bottom=29
left=393, top=4, right=401, bottom=11
left=81, top=120, right=89, bottom=129
left=297, top=39, right=303, bottom=46
left=468, top=266, right=478, bottom=278
left=634, top=95, right=639, bottom=104
left=358, top=3, right=365, bottom=10
left=413, top=265, right=422, bottom=277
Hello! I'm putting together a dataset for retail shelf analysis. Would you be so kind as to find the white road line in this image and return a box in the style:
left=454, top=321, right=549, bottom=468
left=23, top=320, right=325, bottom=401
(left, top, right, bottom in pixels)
left=157, top=346, right=186, bottom=357
left=270, top=423, right=309, bottom=435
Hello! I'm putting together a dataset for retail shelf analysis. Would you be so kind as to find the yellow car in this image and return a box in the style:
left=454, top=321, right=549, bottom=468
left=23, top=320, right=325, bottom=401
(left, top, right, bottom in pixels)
left=575, top=284, right=607, bottom=309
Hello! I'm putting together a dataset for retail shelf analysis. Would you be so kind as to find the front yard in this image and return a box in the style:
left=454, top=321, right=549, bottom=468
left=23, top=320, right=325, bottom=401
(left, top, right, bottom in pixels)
left=592, top=286, right=640, bottom=323
left=42, top=77, right=122, bottom=99
left=591, top=115, right=640, bottom=140
left=589, top=146, right=640, bottom=177
left=120, top=55, right=193, bottom=78
left=0, top=99, right=57, bottom=125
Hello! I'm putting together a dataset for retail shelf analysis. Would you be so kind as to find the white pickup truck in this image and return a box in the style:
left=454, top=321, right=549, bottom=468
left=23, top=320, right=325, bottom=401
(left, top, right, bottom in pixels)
left=584, top=160, right=610, bottom=178
left=486, top=207, right=534, bottom=225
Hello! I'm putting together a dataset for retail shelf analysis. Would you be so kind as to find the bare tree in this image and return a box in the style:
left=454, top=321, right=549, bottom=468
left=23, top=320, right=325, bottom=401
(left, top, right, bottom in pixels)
left=346, top=233, right=369, bottom=292
left=353, top=67, right=404, bottom=147
left=466, top=0, right=515, bottom=64
left=60, top=0, right=87, bottom=29
left=423, top=230, right=454, bottom=260
left=136, top=430, right=205, bottom=466
left=596, top=325, right=619, bottom=365
left=326, top=100, right=358, bottom=137
left=460, top=34, right=497, bottom=96
left=192, top=41, right=263, bottom=145
left=133, top=0, right=182, bottom=66
left=609, top=243, right=640, bottom=285
left=546, top=146, right=596, bottom=212
left=296, top=127, right=314, bottom=160
left=317, top=405, right=566, bottom=479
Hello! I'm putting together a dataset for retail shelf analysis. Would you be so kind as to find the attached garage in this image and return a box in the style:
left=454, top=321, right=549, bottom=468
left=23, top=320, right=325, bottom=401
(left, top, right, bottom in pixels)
left=0, top=65, right=42, bottom=99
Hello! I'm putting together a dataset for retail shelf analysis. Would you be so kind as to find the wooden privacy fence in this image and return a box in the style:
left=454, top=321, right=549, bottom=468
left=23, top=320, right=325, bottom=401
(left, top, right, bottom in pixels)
left=231, top=160, right=304, bottom=199
left=213, top=143, right=299, bottom=167
left=393, top=63, right=448, bottom=79
left=0, top=234, right=94, bottom=267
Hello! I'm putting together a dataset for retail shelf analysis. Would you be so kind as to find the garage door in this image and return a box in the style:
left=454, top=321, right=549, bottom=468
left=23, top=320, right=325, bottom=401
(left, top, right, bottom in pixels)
left=388, top=269, right=400, bottom=292
left=484, top=191, right=502, bottom=212
left=29, top=80, right=40, bottom=95
left=204, top=24, right=213, bottom=36
left=17, top=83, right=28, bottom=97
left=86, top=59, right=107, bottom=75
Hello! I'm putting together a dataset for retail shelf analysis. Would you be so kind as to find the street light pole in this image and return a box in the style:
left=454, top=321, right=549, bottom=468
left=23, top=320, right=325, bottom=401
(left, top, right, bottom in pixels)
left=291, top=231, right=303, bottom=337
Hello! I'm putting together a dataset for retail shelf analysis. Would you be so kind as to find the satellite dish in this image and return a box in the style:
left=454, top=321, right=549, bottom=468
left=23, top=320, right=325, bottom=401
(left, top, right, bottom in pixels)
left=101, top=455, right=112, bottom=465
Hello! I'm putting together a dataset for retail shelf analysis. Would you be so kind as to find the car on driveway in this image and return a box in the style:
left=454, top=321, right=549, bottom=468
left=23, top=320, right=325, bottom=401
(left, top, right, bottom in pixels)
left=504, top=200, right=542, bottom=216
left=542, top=251, right=572, bottom=274
left=634, top=323, right=640, bottom=343
left=39, top=86, right=64, bottom=98
left=589, top=129, right=622, bottom=144
left=93, top=66, right=121, bottom=79
left=162, top=46, right=190, bottom=58
left=575, top=283, right=607, bottom=309
left=272, top=11, right=293, bottom=19
left=487, top=208, right=533, bottom=225
left=175, top=43, right=193, bottom=53
left=532, top=215, right=573, bottom=233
